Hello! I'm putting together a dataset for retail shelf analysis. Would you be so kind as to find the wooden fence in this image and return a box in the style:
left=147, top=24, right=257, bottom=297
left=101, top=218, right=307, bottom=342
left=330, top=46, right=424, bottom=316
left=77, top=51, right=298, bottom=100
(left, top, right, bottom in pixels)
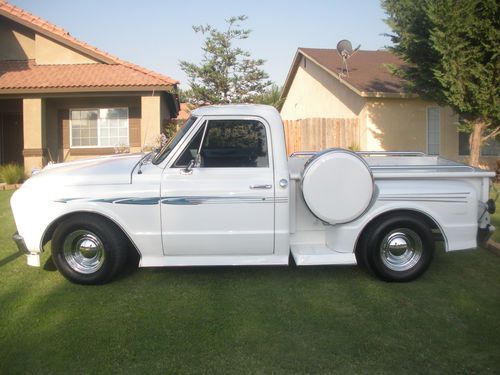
left=283, top=118, right=360, bottom=156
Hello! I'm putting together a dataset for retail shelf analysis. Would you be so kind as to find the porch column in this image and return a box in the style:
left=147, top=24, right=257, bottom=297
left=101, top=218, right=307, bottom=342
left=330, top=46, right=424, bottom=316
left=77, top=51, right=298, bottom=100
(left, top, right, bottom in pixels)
left=141, top=95, right=161, bottom=150
left=22, top=98, right=46, bottom=174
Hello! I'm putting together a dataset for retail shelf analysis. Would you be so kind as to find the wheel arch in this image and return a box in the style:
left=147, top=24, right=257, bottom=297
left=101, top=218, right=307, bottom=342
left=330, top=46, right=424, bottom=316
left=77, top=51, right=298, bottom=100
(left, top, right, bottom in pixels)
left=354, top=208, right=446, bottom=256
left=42, top=211, right=142, bottom=258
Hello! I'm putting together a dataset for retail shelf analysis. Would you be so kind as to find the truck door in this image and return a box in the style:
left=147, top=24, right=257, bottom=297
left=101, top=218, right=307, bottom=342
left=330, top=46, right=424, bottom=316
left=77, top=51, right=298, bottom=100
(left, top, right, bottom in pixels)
left=160, top=117, right=275, bottom=255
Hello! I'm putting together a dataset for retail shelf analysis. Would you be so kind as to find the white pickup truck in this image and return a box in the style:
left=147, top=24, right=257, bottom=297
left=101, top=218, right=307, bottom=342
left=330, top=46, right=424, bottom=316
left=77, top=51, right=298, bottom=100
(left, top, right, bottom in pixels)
left=11, top=105, right=496, bottom=284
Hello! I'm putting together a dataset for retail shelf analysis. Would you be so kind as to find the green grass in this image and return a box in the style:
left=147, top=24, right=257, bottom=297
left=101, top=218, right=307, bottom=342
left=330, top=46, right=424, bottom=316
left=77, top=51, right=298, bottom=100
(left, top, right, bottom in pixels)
left=1, top=189, right=500, bottom=374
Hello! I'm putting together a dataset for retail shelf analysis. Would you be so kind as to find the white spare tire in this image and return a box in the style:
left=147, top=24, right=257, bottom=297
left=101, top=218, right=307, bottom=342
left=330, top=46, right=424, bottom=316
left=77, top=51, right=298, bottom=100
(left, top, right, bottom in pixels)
left=301, top=148, right=374, bottom=224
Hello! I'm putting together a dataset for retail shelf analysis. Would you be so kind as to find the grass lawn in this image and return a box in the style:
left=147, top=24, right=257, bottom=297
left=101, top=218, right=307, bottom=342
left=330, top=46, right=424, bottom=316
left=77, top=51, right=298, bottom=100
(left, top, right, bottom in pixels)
left=1, top=189, right=500, bottom=374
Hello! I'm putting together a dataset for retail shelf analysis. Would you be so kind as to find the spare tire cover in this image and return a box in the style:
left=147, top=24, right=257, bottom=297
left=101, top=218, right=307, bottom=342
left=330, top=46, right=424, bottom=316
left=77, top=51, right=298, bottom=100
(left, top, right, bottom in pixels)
left=301, top=149, right=374, bottom=224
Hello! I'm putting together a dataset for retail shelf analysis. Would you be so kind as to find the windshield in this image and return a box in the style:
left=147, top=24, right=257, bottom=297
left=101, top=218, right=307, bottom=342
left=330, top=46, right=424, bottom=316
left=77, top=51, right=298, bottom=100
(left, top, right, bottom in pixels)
left=152, top=116, right=198, bottom=164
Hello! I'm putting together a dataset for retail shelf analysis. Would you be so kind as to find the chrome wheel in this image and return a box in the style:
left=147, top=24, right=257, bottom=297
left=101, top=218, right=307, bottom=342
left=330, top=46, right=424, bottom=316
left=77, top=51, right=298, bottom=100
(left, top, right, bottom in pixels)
left=63, top=230, right=105, bottom=274
left=380, top=228, right=423, bottom=272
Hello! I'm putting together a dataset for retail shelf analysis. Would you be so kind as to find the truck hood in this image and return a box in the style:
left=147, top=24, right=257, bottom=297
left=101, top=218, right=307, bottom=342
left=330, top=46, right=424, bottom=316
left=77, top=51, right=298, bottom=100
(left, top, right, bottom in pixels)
left=24, top=153, right=145, bottom=187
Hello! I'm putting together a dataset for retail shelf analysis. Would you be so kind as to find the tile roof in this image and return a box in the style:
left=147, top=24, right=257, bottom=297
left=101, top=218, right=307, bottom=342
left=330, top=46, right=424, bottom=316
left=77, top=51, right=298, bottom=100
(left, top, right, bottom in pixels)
left=0, top=0, right=178, bottom=90
left=177, top=103, right=192, bottom=120
left=284, top=48, right=409, bottom=98
left=0, top=60, right=175, bottom=90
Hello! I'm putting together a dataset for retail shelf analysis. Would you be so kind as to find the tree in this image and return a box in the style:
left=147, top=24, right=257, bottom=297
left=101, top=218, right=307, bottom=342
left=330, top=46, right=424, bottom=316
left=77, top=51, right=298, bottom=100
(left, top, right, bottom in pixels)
left=382, top=0, right=499, bottom=166
left=255, top=85, right=285, bottom=109
left=179, top=15, right=272, bottom=105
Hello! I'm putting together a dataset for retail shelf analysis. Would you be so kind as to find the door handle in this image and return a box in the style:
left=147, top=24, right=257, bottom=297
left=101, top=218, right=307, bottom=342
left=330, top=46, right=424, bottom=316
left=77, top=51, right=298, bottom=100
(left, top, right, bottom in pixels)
left=250, top=184, right=272, bottom=189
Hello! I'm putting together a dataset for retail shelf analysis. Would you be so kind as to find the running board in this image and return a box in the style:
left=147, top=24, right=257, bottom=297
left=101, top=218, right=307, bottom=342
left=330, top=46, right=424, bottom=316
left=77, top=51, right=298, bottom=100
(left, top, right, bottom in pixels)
left=140, top=254, right=289, bottom=267
left=291, top=244, right=357, bottom=266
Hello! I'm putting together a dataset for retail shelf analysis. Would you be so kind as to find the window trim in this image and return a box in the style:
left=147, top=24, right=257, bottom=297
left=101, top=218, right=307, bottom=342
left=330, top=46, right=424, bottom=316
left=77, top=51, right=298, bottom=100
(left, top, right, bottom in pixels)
left=169, top=115, right=273, bottom=169
left=69, top=107, right=129, bottom=149
left=426, top=106, right=441, bottom=156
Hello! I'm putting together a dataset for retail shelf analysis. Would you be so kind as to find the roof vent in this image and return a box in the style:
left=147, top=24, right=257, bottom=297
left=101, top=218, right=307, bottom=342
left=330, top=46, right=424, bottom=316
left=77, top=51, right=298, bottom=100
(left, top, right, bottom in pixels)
left=336, top=39, right=360, bottom=77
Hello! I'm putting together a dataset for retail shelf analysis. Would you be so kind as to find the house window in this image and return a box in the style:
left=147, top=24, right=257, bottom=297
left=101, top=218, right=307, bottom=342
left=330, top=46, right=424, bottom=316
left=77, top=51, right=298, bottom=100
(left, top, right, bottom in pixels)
left=427, top=107, right=440, bottom=155
left=459, top=132, right=500, bottom=156
left=70, top=108, right=129, bottom=148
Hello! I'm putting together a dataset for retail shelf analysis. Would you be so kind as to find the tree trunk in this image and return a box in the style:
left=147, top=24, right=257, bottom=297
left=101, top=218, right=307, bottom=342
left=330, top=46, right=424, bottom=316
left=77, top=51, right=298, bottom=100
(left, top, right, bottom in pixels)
left=469, top=120, right=485, bottom=167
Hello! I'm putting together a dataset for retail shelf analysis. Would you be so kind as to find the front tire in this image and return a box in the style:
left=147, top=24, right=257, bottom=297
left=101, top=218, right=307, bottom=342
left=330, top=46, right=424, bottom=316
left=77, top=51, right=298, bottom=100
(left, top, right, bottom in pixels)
left=51, top=215, right=128, bottom=284
left=359, top=213, right=435, bottom=282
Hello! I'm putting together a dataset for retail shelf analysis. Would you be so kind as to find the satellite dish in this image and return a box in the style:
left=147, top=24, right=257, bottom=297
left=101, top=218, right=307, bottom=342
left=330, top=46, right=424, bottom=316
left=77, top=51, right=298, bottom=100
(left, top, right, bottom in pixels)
left=336, top=39, right=361, bottom=77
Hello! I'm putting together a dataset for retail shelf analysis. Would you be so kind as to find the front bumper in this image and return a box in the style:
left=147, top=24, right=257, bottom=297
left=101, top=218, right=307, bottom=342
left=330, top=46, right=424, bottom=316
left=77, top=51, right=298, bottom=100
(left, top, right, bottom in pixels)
left=12, top=232, right=41, bottom=267
left=12, top=232, right=29, bottom=254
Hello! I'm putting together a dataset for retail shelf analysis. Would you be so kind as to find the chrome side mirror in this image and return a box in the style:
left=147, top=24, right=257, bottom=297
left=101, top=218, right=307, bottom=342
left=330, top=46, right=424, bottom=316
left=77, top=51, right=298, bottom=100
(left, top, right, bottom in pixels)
left=183, top=159, right=195, bottom=174
left=182, top=154, right=201, bottom=175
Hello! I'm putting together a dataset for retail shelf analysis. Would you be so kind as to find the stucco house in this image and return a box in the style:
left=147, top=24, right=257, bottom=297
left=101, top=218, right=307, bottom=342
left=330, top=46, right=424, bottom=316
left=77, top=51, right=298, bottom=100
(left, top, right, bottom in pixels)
left=280, top=48, right=498, bottom=168
left=0, top=1, right=179, bottom=173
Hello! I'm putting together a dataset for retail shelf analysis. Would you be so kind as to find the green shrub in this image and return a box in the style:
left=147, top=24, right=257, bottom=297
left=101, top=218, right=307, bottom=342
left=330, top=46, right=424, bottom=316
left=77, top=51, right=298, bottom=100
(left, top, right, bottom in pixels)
left=0, top=164, right=25, bottom=184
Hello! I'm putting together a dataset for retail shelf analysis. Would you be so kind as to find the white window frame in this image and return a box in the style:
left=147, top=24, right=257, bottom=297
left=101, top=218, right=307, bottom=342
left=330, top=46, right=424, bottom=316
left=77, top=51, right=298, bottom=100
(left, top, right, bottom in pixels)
left=69, top=107, right=129, bottom=148
left=426, top=107, right=441, bottom=156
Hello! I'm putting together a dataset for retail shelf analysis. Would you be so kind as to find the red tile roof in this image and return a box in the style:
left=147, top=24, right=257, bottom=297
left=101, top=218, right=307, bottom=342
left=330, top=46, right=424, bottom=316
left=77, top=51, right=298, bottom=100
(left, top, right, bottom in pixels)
left=0, top=0, right=178, bottom=90
left=283, top=48, right=410, bottom=98
left=177, top=103, right=192, bottom=120
left=0, top=60, right=175, bottom=90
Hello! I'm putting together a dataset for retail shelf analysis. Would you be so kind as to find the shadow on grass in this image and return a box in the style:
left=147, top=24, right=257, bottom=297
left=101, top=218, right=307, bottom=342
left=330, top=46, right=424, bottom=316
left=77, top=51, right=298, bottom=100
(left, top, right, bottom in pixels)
left=43, top=255, right=57, bottom=271
left=0, top=250, right=23, bottom=268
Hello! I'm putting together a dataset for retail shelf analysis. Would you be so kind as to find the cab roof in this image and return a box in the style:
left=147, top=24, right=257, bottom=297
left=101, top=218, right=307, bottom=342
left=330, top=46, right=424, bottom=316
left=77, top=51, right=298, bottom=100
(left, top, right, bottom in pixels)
left=191, top=104, right=280, bottom=119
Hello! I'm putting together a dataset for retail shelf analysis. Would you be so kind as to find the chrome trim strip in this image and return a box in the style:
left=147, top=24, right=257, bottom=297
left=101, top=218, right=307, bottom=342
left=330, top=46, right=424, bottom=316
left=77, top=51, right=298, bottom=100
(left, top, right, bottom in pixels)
left=161, top=196, right=288, bottom=205
left=379, top=192, right=471, bottom=196
left=378, top=192, right=471, bottom=203
left=378, top=198, right=468, bottom=203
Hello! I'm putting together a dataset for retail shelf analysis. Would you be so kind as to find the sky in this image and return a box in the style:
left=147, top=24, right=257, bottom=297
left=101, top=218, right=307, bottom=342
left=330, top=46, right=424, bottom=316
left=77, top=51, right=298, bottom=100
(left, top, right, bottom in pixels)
left=9, top=0, right=393, bottom=89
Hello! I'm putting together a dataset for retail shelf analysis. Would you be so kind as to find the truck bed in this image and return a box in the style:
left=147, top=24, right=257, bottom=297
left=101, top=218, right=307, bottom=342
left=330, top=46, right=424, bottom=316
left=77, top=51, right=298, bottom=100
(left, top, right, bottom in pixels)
left=288, top=151, right=494, bottom=180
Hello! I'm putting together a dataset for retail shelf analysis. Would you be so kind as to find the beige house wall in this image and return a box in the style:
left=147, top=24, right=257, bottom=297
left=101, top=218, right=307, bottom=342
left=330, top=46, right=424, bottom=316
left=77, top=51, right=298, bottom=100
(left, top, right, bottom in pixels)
left=0, top=17, right=35, bottom=60
left=281, top=57, right=364, bottom=120
left=0, top=16, right=97, bottom=64
left=141, top=95, right=163, bottom=149
left=35, top=34, right=98, bottom=65
left=22, top=97, right=46, bottom=173
left=364, top=98, right=429, bottom=152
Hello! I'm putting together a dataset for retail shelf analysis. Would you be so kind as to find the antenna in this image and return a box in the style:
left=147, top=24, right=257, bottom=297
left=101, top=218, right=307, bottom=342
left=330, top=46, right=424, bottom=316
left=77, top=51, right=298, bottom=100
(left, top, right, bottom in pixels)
left=336, top=39, right=360, bottom=77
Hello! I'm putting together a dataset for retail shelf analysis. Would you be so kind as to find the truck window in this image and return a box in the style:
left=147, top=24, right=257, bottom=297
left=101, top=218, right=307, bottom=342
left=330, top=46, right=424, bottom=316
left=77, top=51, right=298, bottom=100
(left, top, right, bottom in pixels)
left=174, top=119, right=269, bottom=168
left=201, top=120, right=269, bottom=168
left=153, top=116, right=198, bottom=164
left=173, top=124, right=205, bottom=168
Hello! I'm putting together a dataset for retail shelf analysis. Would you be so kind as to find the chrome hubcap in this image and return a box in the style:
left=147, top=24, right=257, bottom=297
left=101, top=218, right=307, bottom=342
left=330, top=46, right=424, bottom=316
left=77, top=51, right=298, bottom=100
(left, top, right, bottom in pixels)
left=63, top=230, right=105, bottom=274
left=380, top=228, right=423, bottom=271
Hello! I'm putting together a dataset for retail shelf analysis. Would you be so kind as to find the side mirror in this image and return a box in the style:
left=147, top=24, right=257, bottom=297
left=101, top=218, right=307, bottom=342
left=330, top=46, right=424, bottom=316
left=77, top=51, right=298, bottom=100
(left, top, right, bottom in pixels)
left=183, top=159, right=195, bottom=174
left=182, top=154, right=201, bottom=175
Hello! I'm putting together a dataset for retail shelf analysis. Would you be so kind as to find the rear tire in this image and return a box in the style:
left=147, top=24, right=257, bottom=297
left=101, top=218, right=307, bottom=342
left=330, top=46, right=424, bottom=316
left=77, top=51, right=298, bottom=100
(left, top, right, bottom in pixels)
left=358, top=213, right=434, bottom=282
left=51, top=215, right=128, bottom=284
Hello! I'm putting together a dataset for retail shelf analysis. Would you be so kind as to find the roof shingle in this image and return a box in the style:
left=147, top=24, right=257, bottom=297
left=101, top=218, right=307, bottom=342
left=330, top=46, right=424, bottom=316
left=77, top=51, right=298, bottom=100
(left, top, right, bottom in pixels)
left=0, top=60, right=174, bottom=90
left=297, top=48, right=407, bottom=95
